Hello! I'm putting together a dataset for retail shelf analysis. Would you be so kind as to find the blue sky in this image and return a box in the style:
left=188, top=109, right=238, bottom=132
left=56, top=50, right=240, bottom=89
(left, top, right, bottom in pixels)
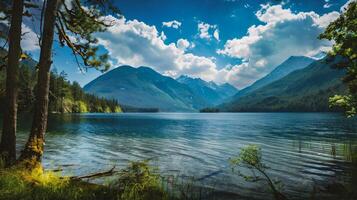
left=13, top=0, right=352, bottom=88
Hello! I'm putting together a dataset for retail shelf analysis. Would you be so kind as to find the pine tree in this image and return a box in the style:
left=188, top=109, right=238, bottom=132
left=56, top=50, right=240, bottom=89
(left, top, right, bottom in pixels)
left=19, top=0, right=119, bottom=166
left=0, top=0, right=24, bottom=166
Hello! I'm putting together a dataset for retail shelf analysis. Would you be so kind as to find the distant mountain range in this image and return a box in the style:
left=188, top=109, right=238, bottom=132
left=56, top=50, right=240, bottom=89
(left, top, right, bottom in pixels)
left=219, top=57, right=346, bottom=112
left=84, top=66, right=238, bottom=112
left=176, top=75, right=238, bottom=105
left=230, top=56, right=315, bottom=101
left=84, top=55, right=346, bottom=113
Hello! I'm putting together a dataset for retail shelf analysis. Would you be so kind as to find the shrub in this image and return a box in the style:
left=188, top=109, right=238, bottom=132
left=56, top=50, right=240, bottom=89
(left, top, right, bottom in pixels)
left=230, top=145, right=287, bottom=200
left=112, top=161, right=168, bottom=200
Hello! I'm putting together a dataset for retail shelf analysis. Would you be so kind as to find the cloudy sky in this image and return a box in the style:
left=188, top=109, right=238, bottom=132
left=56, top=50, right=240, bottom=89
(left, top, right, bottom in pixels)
left=16, top=0, right=353, bottom=89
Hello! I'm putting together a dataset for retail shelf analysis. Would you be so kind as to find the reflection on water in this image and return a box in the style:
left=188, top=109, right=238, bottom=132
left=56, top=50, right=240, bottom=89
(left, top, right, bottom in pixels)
left=14, top=113, right=357, bottom=200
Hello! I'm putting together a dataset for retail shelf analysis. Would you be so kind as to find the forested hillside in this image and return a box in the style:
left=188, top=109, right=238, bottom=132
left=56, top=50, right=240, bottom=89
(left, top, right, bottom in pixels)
left=219, top=57, right=346, bottom=112
left=0, top=49, right=121, bottom=113
left=231, top=56, right=314, bottom=100
left=84, top=66, right=208, bottom=111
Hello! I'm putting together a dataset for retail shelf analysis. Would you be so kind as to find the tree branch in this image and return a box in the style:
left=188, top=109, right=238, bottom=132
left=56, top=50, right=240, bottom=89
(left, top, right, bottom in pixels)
left=67, top=166, right=117, bottom=180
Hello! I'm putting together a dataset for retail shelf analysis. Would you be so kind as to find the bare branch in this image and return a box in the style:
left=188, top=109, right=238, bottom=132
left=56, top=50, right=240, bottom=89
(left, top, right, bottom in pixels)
left=66, top=166, right=117, bottom=180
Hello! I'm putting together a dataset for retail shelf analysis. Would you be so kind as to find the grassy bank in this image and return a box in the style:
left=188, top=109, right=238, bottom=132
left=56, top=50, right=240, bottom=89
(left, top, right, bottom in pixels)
left=0, top=161, right=226, bottom=200
left=0, top=161, right=168, bottom=200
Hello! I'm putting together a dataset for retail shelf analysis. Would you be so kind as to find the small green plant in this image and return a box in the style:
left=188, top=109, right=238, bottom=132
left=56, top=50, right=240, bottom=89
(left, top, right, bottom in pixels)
left=329, top=95, right=356, bottom=118
left=229, top=145, right=287, bottom=200
left=112, top=161, right=168, bottom=200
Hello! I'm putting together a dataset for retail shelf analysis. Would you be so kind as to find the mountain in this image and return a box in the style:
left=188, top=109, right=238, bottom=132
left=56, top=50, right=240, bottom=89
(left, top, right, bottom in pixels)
left=84, top=66, right=210, bottom=112
left=216, top=83, right=239, bottom=97
left=219, top=57, right=346, bottom=112
left=176, top=75, right=238, bottom=106
left=231, top=56, right=315, bottom=100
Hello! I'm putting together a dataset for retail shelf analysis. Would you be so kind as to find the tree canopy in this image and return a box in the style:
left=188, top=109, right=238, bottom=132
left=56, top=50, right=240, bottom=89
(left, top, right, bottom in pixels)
left=319, top=1, right=357, bottom=117
left=0, top=51, right=122, bottom=114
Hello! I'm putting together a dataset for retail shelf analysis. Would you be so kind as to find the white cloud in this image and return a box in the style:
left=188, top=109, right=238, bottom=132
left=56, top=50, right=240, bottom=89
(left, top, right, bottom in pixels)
left=93, top=3, right=346, bottom=89
left=197, top=22, right=220, bottom=41
left=21, top=24, right=40, bottom=51
left=162, top=20, right=182, bottom=29
left=213, top=29, right=220, bottom=41
left=314, top=11, right=340, bottom=28
left=0, top=22, right=40, bottom=52
left=198, top=22, right=211, bottom=39
left=0, top=0, right=41, bottom=52
left=216, top=4, right=340, bottom=88
left=324, top=3, right=332, bottom=8
left=255, top=4, right=296, bottom=23
left=176, top=38, right=190, bottom=51
left=97, top=16, right=218, bottom=81
left=159, top=31, right=167, bottom=41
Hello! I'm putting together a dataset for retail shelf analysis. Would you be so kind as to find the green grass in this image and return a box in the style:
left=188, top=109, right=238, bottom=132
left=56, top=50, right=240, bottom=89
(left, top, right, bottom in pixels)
left=0, top=167, right=115, bottom=200
left=0, top=161, right=167, bottom=200
left=0, top=160, right=221, bottom=200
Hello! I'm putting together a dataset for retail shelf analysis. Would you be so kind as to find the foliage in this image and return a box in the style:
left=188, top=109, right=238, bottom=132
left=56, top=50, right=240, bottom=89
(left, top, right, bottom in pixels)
left=0, top=161, right=170, bottom=200
left=55, top=0, right=120, bottom=72
left=114, top=106, right=122, bottom=113
left=73, top=101, right=89, bottom=113
left=229, top=145, right=287, bottom=200
left=112, top=161, right=168, bottom=200
left=48, top=70, right=121, bottom=113
left=329, top=94, right=356, bottom=117
left=0, top=167, right=117, bottom=200
left=0, top=160, right=225, bottom=200
left=319, top=1, right=357, bottom=117
left=229, top=145, right=266, bottom=181
left=0, top=55, right=121, bottom=114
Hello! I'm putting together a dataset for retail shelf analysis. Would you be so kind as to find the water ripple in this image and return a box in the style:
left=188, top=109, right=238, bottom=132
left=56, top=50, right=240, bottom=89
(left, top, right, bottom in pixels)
left=14, top=113, right=357, bottom=200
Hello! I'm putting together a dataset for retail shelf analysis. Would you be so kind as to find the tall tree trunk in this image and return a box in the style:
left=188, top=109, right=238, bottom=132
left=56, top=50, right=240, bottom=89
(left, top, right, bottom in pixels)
left=0, top=0, right=24, bottom=166
left=19, top=0, right=60, bottom=165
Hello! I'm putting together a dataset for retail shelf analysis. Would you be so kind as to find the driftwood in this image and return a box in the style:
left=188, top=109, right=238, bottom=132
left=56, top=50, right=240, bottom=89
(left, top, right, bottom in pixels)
left=46, top=164, right=79, bottom=173
left=48, top=168, right=64, bottom=172
left=66, top=166, right=117, bottom=180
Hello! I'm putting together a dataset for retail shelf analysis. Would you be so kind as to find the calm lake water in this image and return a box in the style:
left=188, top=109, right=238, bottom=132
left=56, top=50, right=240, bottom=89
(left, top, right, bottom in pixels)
left=14, top=113, right=357, bottom=199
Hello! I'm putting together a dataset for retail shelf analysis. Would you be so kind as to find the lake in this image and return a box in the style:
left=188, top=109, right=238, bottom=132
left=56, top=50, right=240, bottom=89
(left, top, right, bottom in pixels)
left=14, top=113, right=357, bottom=199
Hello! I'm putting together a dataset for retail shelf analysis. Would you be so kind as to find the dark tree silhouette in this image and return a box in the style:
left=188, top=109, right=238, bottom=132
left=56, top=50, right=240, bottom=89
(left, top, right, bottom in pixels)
left=19, top=0, right=119, bottom=167
left=0, top=0, right=24, bottom=166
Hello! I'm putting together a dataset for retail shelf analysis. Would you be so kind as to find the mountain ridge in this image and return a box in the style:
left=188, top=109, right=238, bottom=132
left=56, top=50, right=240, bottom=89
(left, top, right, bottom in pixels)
left=231, top=56, right=315, bottom=101
left=84, top=65, right=237, bottom=111
left=176, top=75, right=238, bottom=106
left=219, top=57, right=346, bottom=112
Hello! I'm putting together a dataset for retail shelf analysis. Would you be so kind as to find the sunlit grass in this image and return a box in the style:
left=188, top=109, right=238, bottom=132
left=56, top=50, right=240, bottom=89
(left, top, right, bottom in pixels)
left=0, top=166, right=106, bottom=200
left=0, top=161, right=169, bottom=200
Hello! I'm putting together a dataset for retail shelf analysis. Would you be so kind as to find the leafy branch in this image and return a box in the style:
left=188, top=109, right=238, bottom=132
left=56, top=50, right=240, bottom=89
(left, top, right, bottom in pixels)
left=229, top=145, right=288, bottom=200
